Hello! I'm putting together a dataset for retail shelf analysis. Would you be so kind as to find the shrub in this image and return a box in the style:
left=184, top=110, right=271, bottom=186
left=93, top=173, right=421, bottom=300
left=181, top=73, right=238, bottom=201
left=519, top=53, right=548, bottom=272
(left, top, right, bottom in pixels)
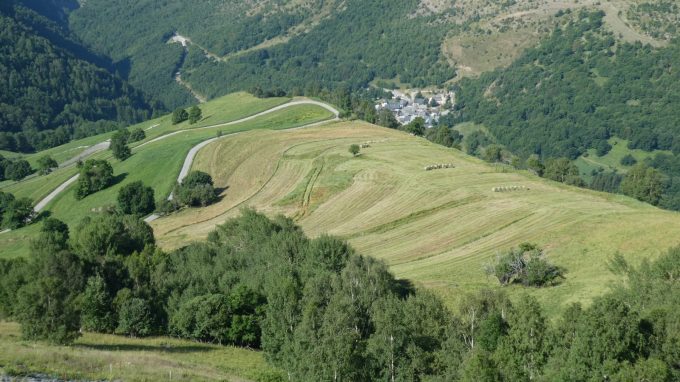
left=127, top=128, right=146, bottom=143
left=188, top=105, right=202, bottom=124
left=486, top=243, right=564, bottom=287
left=37, top=155, right=58, bottom=175
left=75, top=159, right=114, bottom=200
left=620, top=154, right=637, bottom=166
left=110, top=129, right=132, bottom=161
left=4, top=159, right=32, bottom=181
left=174, top=171, right=217, bottom=207
left=117, top=181, right=155, bottom=215
left=349, top=144, right=360, bottom=156
left=172, top=108, right=188, bottom=124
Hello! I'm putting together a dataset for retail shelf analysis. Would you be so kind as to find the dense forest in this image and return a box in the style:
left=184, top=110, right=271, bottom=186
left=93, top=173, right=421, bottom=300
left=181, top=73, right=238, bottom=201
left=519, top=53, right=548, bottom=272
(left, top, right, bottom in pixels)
left=0, top=0, right=157, bottom=152
left=67, top=0, right=456, bottom=102
left=453, top=10, right=680, bottom=210
left=1, top=209, right=679, bottom=381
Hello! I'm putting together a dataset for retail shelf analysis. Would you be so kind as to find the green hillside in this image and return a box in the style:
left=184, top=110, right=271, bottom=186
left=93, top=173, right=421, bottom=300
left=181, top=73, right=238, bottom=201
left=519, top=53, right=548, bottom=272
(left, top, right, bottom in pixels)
left=152, top=121, right=680, bottom=315
left=0, top=93, right=332, bottom=258
left=0, top=0, right=156, bottom=152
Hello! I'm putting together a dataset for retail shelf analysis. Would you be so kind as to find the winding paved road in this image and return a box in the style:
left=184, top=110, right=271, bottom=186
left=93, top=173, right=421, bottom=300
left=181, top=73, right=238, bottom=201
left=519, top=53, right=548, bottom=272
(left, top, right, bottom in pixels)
left=30, top=99, right=339, bottom=217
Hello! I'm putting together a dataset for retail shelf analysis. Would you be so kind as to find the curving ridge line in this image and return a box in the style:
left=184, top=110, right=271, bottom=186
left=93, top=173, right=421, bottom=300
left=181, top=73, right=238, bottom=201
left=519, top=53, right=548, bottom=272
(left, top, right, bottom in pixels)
left=31, top=99, right=339, bottom=216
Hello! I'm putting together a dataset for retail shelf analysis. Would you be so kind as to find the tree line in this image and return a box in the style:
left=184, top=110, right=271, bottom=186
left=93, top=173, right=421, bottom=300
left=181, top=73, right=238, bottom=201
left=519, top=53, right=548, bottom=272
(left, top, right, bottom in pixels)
left=1, top=209, right=679, bottom=381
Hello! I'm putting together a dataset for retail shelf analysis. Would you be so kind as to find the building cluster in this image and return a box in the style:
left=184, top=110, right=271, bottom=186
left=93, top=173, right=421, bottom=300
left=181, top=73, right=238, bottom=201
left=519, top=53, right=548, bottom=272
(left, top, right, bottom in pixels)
left=375, top=90, right=454, bottom=128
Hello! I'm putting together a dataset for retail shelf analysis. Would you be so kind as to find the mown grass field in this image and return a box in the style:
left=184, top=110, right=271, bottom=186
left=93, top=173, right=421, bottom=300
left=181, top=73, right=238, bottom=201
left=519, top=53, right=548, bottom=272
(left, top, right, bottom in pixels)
left=0, top=103, right=333, bottom=259
left=0, top=322, right=277, bottom=382
left=152, top=121, right=680, bottom=316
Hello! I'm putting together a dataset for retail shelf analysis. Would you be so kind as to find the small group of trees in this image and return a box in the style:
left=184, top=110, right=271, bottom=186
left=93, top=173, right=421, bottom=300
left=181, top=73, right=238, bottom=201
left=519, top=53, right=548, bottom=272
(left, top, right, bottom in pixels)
left=486, top=243, right=565, bottom=287
left=75, top=159, right=114, bottom=200
left=0, top=155, right=33, bottom=181
left=158, top=171, right=217, bottom=214
left=0, top=191, right=34, bottom=229
left=174, top=171, right=217, bottom=207
left=36, top=155, right=58, bottom=175
left=172, top=106, right=202, bottom=125
left=110, top=127, right=146, bottom=161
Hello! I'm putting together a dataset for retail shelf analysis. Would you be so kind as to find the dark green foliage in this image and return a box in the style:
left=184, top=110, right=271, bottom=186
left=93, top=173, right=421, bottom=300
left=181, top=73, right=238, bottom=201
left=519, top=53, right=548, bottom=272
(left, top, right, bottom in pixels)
left=81, top=275, right=115, bottom=333
left=376, top=108, right=400, bottom=129
left=349, top=144, right=360, bottom=157
left=170, top=286, right=265, bottom=347
left=110, top=129, right=132, bottom=161
left=0, top=257, right=28, bottom=319
left=404, top=117, right=425, bottom=136
left=544, top=158, right=583, bottom=186
left=465, top=131, right=492, bottom=156
left=3, top=207, right=680, bottom=379
left=69, top=1, right=454, bottom=104
left=487, top=243, right=564, bottom=287
left=188, top=105, right=202, bottom=124
left=427, top=124, right=463, bottom=149
left=35, top=217, right=70, bottom=251
left=621, top=153, right=638, bottom=166
left=171, top=108, right=189, bottom=125
left=37, top=155, right=57, bottom=175
left=74, top=159, right=114, bottom=199
left=595, top=140, right=612, bottom=157
left=174, top=171, right=217, bottom=207
left=4, top=159, right=32, bottom=181
left=621, top=163, right=665, bottom=205
left=116, top=296, right=154, bottom=337
left=1, top=196, right=34, bottom=229
left=526, top=154, right=544, bottom=176
left=117, top=181, right=155, bottom=216
left=483, top=145, right=503, bottom=163
left=15, top=249, right=85, bottom=345
left=127, top=127, right=145, bottom=143
left=70, top=212, right=154, bottom=262
left=0, top=2, right=154, bottom=152
left=452, top=10, right=680, bottom=209
left=589, top=172, right=623, bottom=193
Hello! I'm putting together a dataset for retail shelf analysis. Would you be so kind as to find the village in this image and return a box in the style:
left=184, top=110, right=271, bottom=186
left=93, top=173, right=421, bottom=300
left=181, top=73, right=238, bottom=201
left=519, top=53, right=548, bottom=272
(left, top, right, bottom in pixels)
left=375, top=89, right=455, bottom=128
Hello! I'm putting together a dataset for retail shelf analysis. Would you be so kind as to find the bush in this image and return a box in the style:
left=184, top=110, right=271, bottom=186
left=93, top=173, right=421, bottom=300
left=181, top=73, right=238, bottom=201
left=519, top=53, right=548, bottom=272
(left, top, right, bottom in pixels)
left=620, top=154, right=637, bottom=166
left=117, top=181, right=155, bottom=216
left=127, top=128, right=146, bottom=143
left=174, top=171, right=217, bottom=207
left=37, top=155, right=58, bottom=175
left=110, top=129, right=132, bottom=161
left=172, top=108, right=188, bottom=124
left=188, top=105, right=202, bottom=124
left=486, top=243, right=564, bottom=287
left=4, top=159, right=32, bottom=181
left=75, top=159, right=114, bottom=200
left=349, top=144, right=360, bottom=156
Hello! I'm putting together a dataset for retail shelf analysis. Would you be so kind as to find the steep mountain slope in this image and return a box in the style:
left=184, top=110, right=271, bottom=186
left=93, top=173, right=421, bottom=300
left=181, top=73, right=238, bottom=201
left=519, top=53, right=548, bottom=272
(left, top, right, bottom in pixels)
left=0, top=1, right=156, bottom=152
left=454, top=10, right=680, bottom=209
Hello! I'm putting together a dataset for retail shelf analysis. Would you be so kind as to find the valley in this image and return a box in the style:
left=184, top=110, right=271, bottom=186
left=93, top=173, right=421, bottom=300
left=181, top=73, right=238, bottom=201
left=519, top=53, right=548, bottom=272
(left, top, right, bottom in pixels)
left=2, top=0, right=680, bottom=380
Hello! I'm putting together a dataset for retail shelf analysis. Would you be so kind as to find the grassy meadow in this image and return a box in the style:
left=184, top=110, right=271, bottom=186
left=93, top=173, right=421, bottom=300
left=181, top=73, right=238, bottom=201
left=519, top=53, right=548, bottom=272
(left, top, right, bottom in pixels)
left=151, top=121, right=680, bottom=316
left=574, top=137, right=670, bottom=182
left=0, top=322, right=277, bottom=382
left=0, top=102, right=333, bottom=259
